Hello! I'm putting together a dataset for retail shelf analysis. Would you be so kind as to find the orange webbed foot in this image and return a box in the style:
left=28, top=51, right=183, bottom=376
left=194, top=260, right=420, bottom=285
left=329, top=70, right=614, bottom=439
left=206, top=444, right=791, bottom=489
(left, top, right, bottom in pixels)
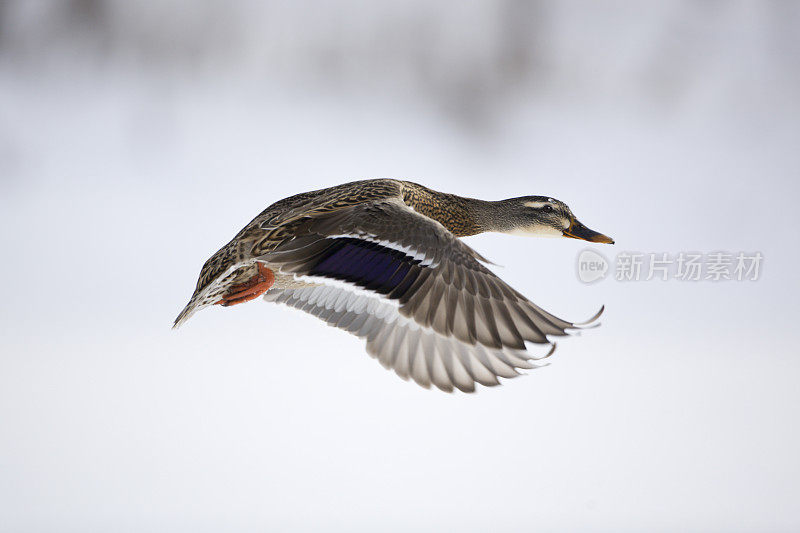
left=216, top=263, right=275, bottom=307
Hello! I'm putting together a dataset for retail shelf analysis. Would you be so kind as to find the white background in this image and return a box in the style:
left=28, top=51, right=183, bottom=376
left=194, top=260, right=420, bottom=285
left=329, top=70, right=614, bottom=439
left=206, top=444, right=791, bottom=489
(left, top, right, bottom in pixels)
left=1, top=2, right=798, bottom=531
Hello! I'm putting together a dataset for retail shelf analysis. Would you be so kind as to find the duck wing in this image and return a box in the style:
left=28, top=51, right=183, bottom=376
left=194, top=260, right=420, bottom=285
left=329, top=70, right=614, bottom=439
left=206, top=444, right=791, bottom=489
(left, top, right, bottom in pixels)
left=262, top=199, right=601, bottom=392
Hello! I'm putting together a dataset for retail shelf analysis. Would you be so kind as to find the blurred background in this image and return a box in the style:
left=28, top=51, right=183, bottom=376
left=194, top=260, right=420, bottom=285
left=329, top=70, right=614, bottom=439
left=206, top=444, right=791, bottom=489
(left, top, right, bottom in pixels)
left=1, top=1, right=799, bottom=531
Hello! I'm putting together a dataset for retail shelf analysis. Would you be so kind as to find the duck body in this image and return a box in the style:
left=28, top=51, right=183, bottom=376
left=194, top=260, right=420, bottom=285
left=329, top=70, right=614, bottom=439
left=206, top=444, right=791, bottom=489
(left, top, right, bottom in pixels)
left=175, top=179, right=612, bottom=392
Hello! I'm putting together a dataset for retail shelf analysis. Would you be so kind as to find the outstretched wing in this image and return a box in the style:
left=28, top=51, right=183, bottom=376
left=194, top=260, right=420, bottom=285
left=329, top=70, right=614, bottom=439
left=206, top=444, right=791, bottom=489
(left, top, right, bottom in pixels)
left=261, top=199, right=601, bottom=392
left=265, top=284, right=553, bottom=392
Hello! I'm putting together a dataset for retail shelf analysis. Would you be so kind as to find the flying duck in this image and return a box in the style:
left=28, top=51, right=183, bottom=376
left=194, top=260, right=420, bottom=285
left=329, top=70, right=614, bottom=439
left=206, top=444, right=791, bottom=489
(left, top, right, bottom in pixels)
left=174, top=179, right=613, bottom=392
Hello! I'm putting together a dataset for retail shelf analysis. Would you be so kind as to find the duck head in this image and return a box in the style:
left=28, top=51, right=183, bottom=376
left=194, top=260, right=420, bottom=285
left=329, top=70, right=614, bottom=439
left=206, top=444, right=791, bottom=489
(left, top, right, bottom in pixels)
left=492, top=196, right=614, bottom=244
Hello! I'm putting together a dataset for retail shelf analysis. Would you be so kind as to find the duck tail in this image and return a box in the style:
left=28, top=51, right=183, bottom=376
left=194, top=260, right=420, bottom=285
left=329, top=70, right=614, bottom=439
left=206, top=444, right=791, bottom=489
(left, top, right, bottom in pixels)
left=173, top=297, right=201, bottom=329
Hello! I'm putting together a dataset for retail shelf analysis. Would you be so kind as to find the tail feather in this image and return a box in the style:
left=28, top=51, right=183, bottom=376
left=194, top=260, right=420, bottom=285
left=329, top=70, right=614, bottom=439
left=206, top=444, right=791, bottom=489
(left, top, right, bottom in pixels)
left=173, top=299, right=201, bottom=329
left=173, top=261, right=255, bottom=329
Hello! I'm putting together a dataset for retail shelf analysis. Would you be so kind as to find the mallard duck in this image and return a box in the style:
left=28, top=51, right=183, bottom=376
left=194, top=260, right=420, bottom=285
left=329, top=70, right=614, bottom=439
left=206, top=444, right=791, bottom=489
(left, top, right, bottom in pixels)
left=174, top=179, right=613, bottom=392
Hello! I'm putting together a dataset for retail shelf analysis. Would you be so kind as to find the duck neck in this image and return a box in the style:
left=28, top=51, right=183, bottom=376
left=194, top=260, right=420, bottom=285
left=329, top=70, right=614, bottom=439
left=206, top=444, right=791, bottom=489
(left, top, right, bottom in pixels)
left=400, top=182, right=503, bottom=237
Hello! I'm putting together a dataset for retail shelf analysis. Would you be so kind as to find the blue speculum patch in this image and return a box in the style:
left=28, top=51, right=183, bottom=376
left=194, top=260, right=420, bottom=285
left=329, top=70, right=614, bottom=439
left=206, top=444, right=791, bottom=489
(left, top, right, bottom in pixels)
left=310, top=238, right=421, bottom=295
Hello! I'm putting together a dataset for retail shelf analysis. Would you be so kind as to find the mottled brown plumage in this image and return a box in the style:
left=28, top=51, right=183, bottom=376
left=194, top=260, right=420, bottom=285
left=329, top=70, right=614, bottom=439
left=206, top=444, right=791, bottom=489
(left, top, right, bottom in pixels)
left=174, top=179, right=613, bottom=392
left=182, top=180, right=479, bottom=308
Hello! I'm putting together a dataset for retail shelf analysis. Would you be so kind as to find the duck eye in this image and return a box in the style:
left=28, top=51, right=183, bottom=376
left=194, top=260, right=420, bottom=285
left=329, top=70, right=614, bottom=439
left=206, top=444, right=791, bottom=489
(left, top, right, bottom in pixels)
left=543, top=205, right=553, bottom=212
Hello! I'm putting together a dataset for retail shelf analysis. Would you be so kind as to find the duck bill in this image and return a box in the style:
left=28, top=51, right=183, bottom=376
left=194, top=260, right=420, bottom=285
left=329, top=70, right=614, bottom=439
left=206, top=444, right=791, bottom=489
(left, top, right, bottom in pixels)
left=563, top=218, right=614, bottom=244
